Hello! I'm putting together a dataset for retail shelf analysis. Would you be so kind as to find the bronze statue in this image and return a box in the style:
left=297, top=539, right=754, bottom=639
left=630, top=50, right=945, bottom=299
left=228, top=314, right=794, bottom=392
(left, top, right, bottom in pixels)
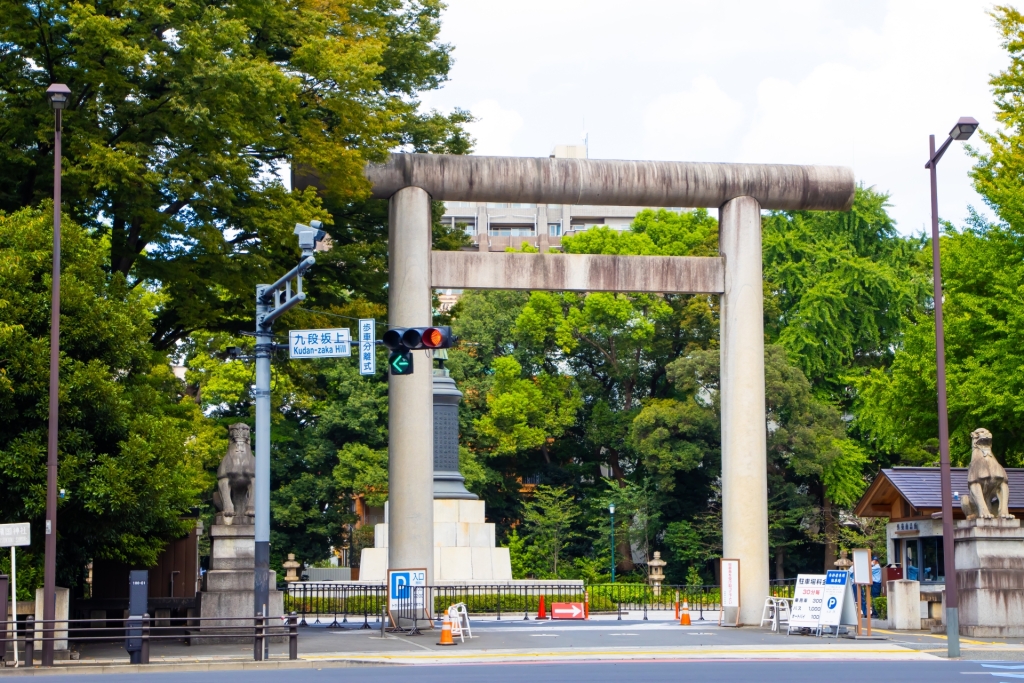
left=212, top=423, right=255, bottom=523
left=961, top=428, right=1014, bottom=521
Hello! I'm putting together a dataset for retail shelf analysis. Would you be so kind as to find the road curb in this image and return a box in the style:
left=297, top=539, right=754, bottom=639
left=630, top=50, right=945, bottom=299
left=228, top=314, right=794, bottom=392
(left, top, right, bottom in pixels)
left=0, top=659, right=397, bottom=676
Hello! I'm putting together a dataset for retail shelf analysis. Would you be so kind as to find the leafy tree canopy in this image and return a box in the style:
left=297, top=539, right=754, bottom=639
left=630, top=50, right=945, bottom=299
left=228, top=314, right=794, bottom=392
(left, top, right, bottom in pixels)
left=0, top=0, right=469, bottom=346
left=0, top=205, right=218, bottom=589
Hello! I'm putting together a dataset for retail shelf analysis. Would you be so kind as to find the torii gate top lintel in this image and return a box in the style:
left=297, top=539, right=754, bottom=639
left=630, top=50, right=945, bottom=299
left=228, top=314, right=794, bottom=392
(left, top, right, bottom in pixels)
left=366, top=153, right=855, bottom=212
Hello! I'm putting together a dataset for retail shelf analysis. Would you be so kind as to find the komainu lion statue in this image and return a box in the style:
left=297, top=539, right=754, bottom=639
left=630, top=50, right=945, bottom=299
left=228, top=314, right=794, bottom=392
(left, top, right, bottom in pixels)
left=212, top=423, right=255, bottom=523
left=960, top=427, right=1015, bottom=521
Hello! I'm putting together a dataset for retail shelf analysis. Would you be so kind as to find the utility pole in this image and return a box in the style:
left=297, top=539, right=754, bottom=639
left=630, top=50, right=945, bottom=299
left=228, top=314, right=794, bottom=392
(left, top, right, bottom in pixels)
left=253, top=221, right=323, bottom=651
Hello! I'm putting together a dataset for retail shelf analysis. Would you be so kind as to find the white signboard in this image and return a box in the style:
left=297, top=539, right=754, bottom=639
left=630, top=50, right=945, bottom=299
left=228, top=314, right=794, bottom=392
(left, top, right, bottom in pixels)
left=387, top=568, right=428, bottom=625
left=789, top=574, right=826, bottom=628
left=289, top=328, right=350, bottom=358
left=0, top=523, right=30, bottom=547
left=720, top=559, right=740, bottom=607
left=851, top=548, right=871, bottom=585
left=819, top=569, right=857, bottom=628
left=358, top=319, right=376, bottom=376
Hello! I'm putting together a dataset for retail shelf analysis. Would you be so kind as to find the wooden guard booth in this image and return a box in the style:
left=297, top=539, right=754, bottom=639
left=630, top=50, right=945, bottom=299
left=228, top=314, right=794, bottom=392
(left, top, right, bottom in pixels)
left=854, top=467, right=1024, bottom=590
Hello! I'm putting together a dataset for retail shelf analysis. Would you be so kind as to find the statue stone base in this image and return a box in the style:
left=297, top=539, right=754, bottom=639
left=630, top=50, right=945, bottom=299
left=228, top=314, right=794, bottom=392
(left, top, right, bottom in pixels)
left=195, top=522, right=283, bottom=642
left=955, top=518, right=1024, bottom=637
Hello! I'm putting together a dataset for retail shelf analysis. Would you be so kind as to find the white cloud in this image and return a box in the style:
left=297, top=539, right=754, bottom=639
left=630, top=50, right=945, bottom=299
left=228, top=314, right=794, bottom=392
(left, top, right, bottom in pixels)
left=642, top=77, right=743, bottom=161
left=464, top=100, right=524, bottom=156
left=427, top=0, right=1006, bottom=232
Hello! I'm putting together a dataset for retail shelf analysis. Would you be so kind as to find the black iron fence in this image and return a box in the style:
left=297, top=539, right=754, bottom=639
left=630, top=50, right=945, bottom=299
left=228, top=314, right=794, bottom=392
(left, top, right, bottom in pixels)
left=0, top=613, right=299, bottom=667
left=286, top=579, right=798, bottom=624
left=1, top=579, right=800, bottom=668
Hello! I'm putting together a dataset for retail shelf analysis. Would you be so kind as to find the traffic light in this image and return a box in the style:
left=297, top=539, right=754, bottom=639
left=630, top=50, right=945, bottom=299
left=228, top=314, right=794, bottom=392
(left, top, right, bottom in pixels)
left=382, top=326, right=455, bottom=351
left=388, top=350, right=413, bottom=375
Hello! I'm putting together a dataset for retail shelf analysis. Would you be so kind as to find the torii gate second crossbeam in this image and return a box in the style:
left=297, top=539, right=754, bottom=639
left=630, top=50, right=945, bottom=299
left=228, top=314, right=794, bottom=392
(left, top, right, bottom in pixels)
left=366, top=153, right=854, bottom=625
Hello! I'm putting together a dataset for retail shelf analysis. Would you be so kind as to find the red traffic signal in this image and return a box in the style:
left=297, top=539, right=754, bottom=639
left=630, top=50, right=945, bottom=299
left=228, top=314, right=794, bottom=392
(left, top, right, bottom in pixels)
left=383, top=326, right=455, bottom=351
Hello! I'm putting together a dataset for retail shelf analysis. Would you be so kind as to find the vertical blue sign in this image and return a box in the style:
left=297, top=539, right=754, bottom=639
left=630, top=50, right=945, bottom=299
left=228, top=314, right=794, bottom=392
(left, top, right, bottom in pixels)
left=358, top=319, right=375, bottom=376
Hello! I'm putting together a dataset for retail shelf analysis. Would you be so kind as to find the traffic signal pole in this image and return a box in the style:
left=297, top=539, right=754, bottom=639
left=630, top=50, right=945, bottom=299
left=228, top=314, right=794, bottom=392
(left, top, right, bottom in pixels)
left=252, top=226, right=319, bottom=646
left=387, top=187, right=435, bottom=609
left=253, top=285, right=272, bottom=655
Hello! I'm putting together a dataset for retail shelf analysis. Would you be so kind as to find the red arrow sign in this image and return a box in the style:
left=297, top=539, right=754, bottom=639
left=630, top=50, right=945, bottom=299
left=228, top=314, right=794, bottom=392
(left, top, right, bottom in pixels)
left=550, top=602, right=585, bottom=619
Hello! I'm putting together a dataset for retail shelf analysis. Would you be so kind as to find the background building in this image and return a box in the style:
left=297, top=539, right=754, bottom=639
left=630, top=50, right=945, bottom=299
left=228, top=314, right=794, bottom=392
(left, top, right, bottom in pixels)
left=439, top=144, right=682, bottom=253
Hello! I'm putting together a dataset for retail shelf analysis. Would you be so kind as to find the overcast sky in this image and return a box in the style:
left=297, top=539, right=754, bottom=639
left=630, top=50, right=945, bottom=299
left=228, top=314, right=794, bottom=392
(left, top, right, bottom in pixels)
left=419, top=0, right=1008, bottom=235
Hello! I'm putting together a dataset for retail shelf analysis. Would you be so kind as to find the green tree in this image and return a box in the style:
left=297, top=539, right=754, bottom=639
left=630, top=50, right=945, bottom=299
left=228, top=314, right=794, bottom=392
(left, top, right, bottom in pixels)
left=474, top=356, right=581, bottom=461
left=520, top=485, right=581, bottom=578
left=0, top=0, right=469, bottom=346
left=853, top=219, right=1024, bottom=466
left=0, top=205, right=218, bottom=587
left=762, top=187, right=926, bottom=399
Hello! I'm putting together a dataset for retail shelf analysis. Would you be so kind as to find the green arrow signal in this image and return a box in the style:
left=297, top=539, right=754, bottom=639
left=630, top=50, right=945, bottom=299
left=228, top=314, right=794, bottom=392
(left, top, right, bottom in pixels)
left=388, top=350, right=413, bottom=375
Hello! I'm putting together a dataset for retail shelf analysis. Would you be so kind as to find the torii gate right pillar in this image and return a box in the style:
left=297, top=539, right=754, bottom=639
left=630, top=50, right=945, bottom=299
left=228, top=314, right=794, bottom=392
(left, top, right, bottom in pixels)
left=719, top=196, right=769, bottom=626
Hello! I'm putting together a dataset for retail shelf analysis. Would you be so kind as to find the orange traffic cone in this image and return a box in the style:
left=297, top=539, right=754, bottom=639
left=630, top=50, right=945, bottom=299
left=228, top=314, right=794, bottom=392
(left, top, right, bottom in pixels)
left=585, top=592, right=590, bottom=620
left=438, top=615, right=458, bottom=646
left=674, top=591, right=680, bottom=620
left=537, top=595, right=548, bottom=620
left=679, top=599, right=691, bottom=625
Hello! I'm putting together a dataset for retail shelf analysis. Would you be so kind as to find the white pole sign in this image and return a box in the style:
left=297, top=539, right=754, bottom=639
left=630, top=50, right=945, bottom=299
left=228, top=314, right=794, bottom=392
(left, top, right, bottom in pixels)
left=721, top=559, right=740, bottom=607
left=851, top=548, right=871, bottom=585
left=789, top=574, right=826, bottom=628
left=0, top=523, right=30, bottom=547
left=2, top=522, right=28, bottom=667
left=289, top=328, right=350, bottom=358
left=358, top=319, right=376, bottom=376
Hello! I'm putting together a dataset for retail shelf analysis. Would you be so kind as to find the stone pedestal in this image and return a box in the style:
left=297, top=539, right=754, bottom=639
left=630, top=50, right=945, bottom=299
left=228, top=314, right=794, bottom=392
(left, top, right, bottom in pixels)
left=956, top=518, right=1024, bottom=637
left=359, top=500, right=512, bottom=582
left=198, top=521, right=282, bottom=637
left=886, top=579, right=921, bottom=630
left=34, top=587, right=69, bottom=654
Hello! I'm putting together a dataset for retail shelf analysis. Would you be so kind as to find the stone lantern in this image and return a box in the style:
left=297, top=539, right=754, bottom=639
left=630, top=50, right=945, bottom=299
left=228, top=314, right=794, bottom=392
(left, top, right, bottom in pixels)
left=834, top=549, right=852, bottom=572
left=282, top=553, right=301, bottom=583
left=648, top=551, right=667, bottom=596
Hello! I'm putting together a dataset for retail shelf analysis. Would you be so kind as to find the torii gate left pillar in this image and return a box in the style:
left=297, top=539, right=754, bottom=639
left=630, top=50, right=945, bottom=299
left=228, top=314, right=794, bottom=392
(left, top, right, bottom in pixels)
left=375, top=153, right=853, bottom=624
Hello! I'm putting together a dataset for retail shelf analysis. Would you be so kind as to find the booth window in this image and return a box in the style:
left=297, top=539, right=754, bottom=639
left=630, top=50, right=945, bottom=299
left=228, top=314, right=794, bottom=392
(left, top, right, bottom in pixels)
left=897, top=537, right=945, bottom=583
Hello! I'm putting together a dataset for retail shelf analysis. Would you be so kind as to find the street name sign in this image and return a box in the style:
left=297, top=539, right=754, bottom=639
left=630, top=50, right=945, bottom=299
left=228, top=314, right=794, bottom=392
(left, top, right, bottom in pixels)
left=289, top=328, right=350, bottom=358
left=550, top=602, right=585, bottom=619
left=0, top=523, right=30, bottom=547
left=358, top=319, right=376, bottom=376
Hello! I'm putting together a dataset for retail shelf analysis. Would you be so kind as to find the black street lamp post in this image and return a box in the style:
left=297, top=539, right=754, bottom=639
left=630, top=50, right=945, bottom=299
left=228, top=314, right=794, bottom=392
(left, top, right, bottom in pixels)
left=42, top=82, right=70, bottom=668
left=924, top=115, right=978, bottom=660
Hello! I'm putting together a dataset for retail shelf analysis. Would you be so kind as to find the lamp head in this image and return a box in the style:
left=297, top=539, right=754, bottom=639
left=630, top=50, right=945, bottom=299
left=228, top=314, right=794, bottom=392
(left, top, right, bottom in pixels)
left=950, top=116, right=979, bottom=141
left=609, top=504, right=615, bottom=515
left=46, top=83, right=71, bottom=110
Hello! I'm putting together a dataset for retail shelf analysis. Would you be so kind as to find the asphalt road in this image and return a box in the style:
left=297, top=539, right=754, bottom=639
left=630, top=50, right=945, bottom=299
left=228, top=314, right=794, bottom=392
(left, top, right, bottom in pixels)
left=9, top=659, right=1023, bottom=683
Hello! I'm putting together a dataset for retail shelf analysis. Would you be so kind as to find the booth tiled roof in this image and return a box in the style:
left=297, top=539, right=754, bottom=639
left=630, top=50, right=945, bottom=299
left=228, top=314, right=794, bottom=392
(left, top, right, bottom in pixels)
left=882, top=467, right=1024, bottom=509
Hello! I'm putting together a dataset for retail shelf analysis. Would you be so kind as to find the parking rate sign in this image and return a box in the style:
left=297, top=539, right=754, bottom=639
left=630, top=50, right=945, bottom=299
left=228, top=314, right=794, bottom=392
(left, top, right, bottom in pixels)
left=289, top=328, right=350, bottom=358
left=358, top=319, right=376, bottom=376
left=789, top=574, right=826, bottom=628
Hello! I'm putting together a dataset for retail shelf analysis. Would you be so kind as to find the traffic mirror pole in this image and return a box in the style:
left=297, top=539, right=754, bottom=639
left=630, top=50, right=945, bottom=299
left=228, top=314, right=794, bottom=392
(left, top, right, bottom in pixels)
left=253, top=222, right=322, bottom=646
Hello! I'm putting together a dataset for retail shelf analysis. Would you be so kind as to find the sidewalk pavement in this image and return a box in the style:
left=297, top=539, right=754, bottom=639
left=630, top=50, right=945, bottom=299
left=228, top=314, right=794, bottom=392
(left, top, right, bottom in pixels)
left=4, top=616, right=1024, bottom=675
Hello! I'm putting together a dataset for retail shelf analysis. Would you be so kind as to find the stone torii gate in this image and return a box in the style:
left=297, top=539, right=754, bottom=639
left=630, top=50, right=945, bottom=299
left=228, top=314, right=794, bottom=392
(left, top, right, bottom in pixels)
left=365, top=153, right=854, bottom=625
